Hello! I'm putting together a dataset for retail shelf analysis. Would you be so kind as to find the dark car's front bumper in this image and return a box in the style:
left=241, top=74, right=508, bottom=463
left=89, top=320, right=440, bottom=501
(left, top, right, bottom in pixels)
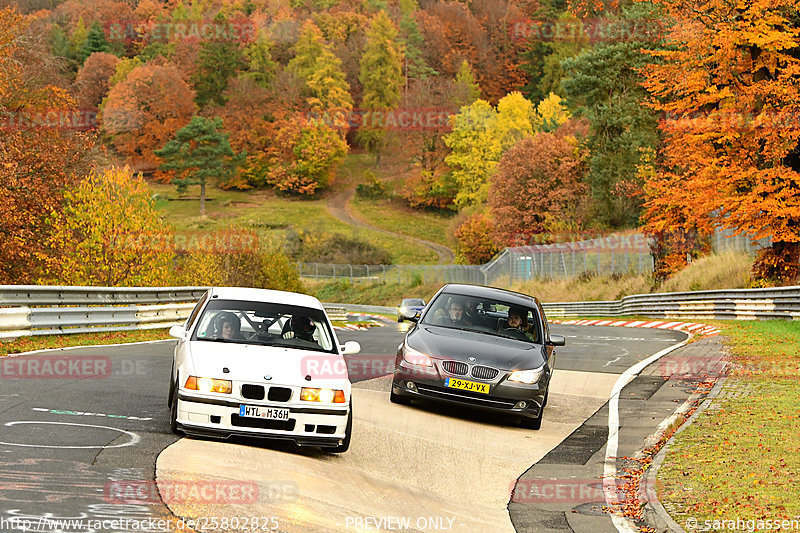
left=391, top=359, right=549, bottom=419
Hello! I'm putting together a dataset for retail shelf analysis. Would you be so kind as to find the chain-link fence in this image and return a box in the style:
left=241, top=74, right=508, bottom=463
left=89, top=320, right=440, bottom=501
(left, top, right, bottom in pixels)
left=298, top=228, right=771, bottom=284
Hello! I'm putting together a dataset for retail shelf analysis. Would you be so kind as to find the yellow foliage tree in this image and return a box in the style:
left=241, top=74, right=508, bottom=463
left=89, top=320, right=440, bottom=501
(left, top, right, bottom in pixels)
left=534, top=93, right=571, bottom=133
left=37, top=167, right=175, bottom=286
left=173, top=225, right=304, bottom=292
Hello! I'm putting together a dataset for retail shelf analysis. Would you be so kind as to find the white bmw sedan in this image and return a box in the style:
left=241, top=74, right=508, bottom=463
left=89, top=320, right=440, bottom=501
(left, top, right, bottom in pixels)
left=167, top=287, right=360, bottom=453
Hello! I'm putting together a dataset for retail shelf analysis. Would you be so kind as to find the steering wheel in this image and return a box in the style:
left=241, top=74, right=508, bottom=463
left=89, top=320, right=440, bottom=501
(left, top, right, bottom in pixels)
left=501, top=327, right=529, bottom=340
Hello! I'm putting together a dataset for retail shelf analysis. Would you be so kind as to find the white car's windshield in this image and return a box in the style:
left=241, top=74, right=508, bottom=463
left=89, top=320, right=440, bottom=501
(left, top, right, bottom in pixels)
left=192, top=299, right=335, bottom=353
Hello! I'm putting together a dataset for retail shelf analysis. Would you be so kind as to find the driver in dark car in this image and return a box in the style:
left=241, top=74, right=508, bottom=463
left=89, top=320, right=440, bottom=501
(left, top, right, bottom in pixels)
left=502, top=307, right=536, bottom=341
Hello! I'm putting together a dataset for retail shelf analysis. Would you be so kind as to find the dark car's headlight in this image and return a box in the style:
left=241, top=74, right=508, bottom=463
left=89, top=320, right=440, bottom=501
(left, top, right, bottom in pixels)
left=402, top=343, right=433, bottom=367
left=507, top=365, right=545, bottom=385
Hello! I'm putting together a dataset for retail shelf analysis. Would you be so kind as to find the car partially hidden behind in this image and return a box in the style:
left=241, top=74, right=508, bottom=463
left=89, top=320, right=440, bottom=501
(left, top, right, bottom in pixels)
left=168, top=287, right=361, bottom=452
left=390, top=283, right=564, bottom=429
left=397, top=298, right=426, bottom=322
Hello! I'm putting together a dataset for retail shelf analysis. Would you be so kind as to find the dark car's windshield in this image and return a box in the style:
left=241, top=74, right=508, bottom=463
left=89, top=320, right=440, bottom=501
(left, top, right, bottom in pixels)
left=191, top=299, right=335, bottom=353
left=420, top=293, right=541, bottom=343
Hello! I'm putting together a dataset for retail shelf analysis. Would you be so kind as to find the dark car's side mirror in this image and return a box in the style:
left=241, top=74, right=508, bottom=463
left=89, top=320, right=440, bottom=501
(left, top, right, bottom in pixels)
left=409, top=311, right=421, bottom=323
left=547, top=334, right=566, bottom=347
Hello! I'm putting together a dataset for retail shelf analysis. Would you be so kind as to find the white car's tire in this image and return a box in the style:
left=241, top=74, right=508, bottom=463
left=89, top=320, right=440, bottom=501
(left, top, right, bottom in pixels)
left=169, top=383, right=183, bottom=435
left=323, top=404, right=352, bottom=453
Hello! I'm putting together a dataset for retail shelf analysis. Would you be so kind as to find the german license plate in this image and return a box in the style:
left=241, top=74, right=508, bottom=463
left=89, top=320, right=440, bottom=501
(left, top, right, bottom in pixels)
left=444, top=378, right=490, bottom=394
left=239, top=405, right=290, bottom=420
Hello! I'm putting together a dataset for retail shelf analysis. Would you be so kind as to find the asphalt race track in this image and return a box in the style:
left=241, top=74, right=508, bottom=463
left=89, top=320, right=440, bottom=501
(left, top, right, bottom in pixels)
left=0, top=323, right=688, bottom=533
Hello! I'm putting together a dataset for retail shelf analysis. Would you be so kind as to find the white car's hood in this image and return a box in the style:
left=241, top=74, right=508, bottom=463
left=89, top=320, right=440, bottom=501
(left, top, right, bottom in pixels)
left=187, top=341, right=351, bottom=389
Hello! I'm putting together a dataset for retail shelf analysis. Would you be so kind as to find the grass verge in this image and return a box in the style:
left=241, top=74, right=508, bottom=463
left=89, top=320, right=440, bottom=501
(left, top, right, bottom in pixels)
left=657, top=320, right=800, bottom=526
left=147, top=179, right=438, bottom=265
left=0, top=329, right=172, bottom=356
left=307, top=278, right=442, bottom=306
left=349, top=196, right=456, bottom=250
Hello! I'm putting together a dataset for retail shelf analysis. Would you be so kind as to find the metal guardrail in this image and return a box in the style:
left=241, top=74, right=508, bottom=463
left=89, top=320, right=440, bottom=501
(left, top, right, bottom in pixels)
left=2, top=284, right=797, bottom=341
left=543, top=286, right=800, bottom=320
left=0, top=286, right=208, bottom=340
left=0, top=286, right=396, bottom=340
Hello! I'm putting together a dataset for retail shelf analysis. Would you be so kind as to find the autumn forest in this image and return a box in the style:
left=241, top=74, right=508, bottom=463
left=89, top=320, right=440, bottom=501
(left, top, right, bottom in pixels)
left=1, top=0, right=799, bottom=288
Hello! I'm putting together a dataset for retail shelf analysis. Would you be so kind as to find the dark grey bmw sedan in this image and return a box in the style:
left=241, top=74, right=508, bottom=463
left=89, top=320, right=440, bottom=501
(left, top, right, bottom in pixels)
left=390, top=283, right=565, bottom=429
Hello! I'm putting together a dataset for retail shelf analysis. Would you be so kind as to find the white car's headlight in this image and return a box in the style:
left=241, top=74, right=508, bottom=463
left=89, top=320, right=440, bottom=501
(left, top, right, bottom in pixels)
left=400, top=306, right=408, bottom=314
left=300, top=387, right=346, bottom=403
left=185, top=376, right=232, bottom=394
left=402, top=343, right=433, bottom=367
left=508, top=366, right=545, bottom=385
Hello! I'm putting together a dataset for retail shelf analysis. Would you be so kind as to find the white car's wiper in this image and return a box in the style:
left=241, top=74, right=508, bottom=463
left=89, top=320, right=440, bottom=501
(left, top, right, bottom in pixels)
left=199, top=337, right=241, bottom=343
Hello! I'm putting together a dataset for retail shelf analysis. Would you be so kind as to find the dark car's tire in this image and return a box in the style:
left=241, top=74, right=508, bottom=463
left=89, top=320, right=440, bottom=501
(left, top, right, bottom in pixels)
left=389, top=384, right=412, bottom=405
left=521, top=408, right=543, bottom=430
left=169, top=383, right=183, bottom=435
left=323, top=404, right=352, bottom=453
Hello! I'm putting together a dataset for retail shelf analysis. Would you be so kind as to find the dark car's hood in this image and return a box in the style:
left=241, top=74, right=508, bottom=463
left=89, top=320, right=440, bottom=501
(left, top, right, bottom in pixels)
left=407, top=325, right=545, bottom=370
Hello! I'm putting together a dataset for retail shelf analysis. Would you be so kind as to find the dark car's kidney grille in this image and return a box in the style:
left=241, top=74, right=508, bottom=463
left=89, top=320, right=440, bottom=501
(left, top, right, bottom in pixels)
left=231, top=414, right=295, bottom=431
left=442, top=360, right=468, bottom=375
left=241, top=384, right=265, bottom=400
left=267, top=387, right=292, bottom=402
left=471, top=365, right=499, bottom=380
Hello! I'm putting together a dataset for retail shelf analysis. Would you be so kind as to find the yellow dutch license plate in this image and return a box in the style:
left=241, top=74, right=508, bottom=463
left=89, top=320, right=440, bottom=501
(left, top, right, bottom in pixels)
left=445, top=378, right=490, bottom=394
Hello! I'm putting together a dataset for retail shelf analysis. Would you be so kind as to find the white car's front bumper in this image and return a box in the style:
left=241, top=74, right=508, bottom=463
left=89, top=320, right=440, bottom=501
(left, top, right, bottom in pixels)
left=176, top=390, right=350, bottom=445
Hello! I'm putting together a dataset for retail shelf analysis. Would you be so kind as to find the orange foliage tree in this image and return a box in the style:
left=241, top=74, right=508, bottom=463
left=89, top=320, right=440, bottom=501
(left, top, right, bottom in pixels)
left=454, top=213, right=501, bottom=264
left=102, top=64, right=196, bottom=172
left=489, top=121, right=589, bottom=246
left=640, top=0, right=800, bottom=283
left=1, top=6, right=99, bottom=284
left=75, top=51, right=119, bottom=107
left=263, top=114, right=348, bottom=195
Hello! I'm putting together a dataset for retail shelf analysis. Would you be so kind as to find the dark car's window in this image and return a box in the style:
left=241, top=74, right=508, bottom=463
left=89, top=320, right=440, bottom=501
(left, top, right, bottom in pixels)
left=421, top=292, right=541, bottom=343
left=402, top=299, right=425, bottom=306
left=191, top=299, right=336, bottom=353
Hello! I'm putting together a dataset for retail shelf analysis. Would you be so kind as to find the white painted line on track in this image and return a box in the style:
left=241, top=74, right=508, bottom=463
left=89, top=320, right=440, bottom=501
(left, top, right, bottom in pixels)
left=0, top=421, right=140, bottom=449
left=603, top=333, right=691, bottom=533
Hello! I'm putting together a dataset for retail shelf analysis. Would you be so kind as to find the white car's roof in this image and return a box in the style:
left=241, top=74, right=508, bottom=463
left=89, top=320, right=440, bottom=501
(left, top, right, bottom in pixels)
left=208, top=287, right=324, bottom=311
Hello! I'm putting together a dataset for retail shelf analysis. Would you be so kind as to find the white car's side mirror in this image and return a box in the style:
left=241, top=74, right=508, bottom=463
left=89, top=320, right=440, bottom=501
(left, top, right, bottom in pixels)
left=169, top=325, right=186, bottom=339
left=340, top=341, right=361, bottom=355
